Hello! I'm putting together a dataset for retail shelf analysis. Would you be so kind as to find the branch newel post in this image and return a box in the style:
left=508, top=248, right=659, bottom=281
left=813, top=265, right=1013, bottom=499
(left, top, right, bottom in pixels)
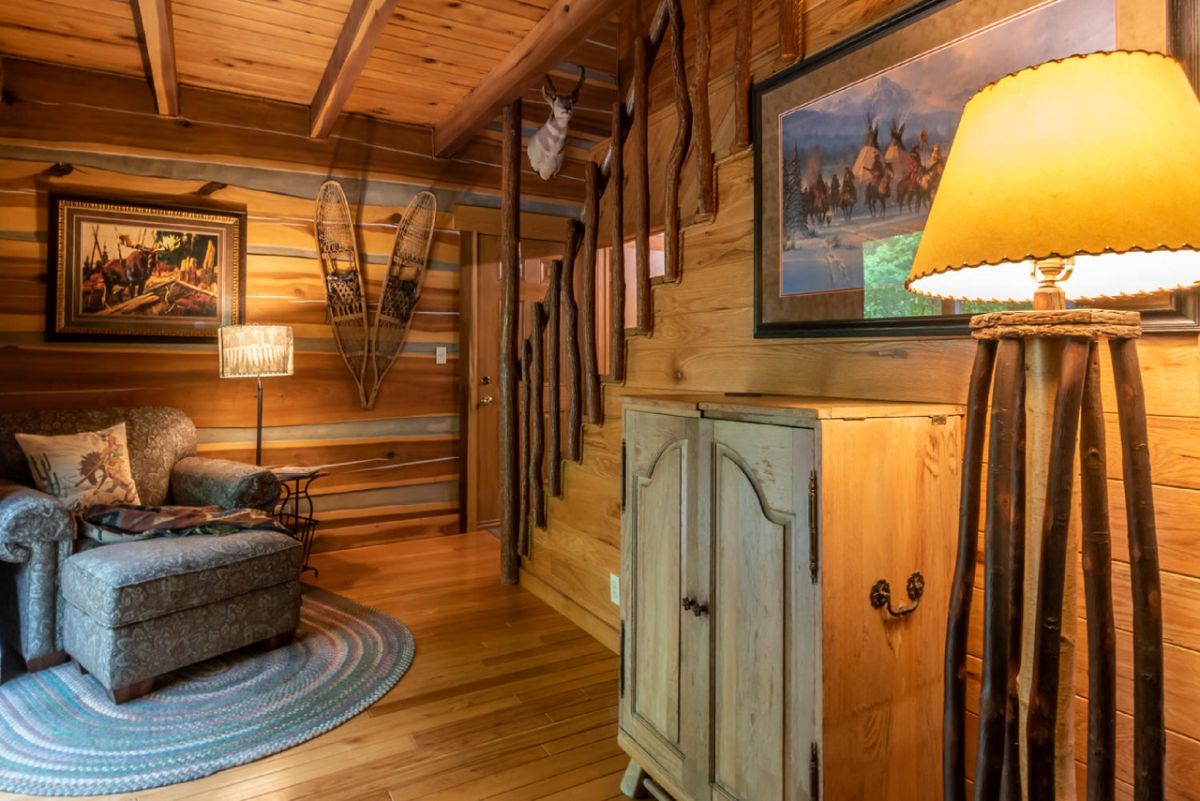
left=498, top=99, right=522, bottom=585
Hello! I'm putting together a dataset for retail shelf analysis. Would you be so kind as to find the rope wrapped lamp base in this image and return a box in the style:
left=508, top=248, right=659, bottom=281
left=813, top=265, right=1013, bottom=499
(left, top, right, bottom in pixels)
left=944, top=308, right=1164, bottom=801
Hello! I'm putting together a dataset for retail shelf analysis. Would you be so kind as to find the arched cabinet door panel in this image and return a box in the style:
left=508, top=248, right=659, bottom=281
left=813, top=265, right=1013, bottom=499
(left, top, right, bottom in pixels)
left=620, top=409, right=700, bottom=793
left=706, top=420, right=818, bottom=801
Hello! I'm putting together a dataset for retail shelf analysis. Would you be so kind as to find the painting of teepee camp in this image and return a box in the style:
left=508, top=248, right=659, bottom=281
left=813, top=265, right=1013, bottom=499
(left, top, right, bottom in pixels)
left=753, top=0, right=1116, bottom=337
left=48, top=195, right=246, bottom=341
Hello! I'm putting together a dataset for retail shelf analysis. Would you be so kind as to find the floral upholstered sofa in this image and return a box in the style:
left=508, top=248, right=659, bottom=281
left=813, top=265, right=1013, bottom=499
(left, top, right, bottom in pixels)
left=0, top=407, right=301, bottom=702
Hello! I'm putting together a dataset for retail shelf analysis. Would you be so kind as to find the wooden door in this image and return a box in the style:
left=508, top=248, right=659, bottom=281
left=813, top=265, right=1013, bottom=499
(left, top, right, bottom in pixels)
left=462, top=234, right=560, bottom=532
left=704, top=418, right=818, bottom=801
left=818, top=416, right=957, bottom=801
left=621, top=409, right=699, bottom=794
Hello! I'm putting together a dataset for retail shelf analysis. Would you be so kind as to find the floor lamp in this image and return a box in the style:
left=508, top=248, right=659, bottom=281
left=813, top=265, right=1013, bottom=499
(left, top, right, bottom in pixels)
left=906, top=52, right=1200, bottom=801
left=218, top=325, right=294, bottom=466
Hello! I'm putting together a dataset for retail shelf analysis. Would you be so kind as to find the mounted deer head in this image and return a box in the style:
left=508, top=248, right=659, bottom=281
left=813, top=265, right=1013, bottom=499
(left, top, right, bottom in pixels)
left=528, top=66, right=587, bottom=181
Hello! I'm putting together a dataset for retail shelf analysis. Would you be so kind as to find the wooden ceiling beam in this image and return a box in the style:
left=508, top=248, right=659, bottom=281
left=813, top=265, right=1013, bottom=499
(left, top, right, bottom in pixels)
left=131, top=0, right=179, bottom=116
left=432, top=0, right=630, bottom=159
left=309, top=0, right=401, bottom=139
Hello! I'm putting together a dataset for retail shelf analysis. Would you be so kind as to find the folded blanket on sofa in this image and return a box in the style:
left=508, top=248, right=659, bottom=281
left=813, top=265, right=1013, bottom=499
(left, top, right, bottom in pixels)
left=80, top=504, right=292, bottom=544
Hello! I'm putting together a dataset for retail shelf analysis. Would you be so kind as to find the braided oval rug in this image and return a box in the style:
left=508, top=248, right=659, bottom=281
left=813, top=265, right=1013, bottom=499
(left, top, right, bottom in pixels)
left=0, top=587, right=414, bottom=797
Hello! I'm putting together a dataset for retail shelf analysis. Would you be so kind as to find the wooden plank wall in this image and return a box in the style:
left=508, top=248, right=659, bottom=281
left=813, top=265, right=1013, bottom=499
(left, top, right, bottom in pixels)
left=526, top=0, right=1200, bottom=796
left=0, top=58, right=577, bottom=553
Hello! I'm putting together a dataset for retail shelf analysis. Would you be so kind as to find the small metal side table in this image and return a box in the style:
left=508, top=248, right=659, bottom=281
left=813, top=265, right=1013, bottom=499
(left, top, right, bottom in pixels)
left=271, top=466, right=324, bottom=577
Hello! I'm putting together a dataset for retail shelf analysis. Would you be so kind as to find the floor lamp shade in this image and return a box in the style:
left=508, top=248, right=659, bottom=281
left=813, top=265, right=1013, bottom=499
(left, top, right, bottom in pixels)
left=218, top=324, right=293, bottom=467
left=907, top=51, right=1200, bottom=303
left=218, top=325, right=295, bottom=379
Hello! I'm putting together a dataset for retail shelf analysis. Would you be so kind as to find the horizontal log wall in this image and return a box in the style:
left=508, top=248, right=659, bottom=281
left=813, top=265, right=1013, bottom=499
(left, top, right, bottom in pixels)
left=0, top=59, right=574, bottom=553
left=524, top=1, right=1200, bottom=797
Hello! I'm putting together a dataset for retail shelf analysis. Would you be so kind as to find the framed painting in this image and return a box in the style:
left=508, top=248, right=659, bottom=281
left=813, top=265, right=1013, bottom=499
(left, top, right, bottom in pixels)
left=753, top=0, right=1200, bottom=337
left=47, top=193, right=247, bottom=342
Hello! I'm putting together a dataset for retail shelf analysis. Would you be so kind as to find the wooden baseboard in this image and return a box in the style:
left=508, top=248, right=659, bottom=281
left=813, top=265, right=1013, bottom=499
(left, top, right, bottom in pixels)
left=519, top=567, right=619, bottom=653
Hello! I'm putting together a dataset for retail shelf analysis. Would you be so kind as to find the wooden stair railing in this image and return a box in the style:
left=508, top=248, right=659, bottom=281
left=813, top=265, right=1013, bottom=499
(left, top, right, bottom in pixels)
left=502, top=0, right=720, bottom=574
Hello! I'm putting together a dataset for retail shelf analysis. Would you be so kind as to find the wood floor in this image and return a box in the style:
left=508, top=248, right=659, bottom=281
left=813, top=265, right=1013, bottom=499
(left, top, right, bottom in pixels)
left=3, top=533, right=628, bottom=801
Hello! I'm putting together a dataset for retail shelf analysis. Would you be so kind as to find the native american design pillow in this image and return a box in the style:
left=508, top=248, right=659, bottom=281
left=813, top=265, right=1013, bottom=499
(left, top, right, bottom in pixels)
left=15, top=423, right=141, bottom=511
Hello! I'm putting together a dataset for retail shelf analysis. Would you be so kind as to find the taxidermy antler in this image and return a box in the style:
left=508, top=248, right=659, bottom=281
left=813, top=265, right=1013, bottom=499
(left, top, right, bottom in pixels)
left=527, top=66, right=587, bottom=181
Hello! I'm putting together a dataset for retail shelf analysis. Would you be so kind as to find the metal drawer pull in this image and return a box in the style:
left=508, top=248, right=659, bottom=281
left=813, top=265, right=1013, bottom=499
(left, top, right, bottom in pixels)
left=870, top=572, right=925, bottom=618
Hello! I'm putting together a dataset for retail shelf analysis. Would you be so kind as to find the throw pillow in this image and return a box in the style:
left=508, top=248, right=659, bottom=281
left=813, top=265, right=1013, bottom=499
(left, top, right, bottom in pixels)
left=15, top=423, right=142, bottom=511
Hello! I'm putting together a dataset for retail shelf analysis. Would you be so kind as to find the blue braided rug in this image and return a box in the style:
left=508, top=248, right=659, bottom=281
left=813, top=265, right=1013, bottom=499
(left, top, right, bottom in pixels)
left=0, top=586, right=415, bottom=796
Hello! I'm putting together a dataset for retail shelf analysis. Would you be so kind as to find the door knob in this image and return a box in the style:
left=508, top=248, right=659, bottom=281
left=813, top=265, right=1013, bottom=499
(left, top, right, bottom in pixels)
left=479, top=395, right=494, bottom=406
left=480, top=375, right=491, bottom=385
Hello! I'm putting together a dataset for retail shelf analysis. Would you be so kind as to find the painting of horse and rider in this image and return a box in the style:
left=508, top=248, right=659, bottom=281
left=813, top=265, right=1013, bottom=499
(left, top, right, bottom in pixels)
left=768, top=0, right=1115, bottom=326
left=48, top=195, right=246, bottom=341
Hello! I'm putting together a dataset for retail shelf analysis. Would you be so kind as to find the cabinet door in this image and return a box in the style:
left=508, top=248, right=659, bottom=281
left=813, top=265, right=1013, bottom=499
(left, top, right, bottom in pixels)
left=621, top=410, right=699, bottom=791
left=704, top=420, right=818, bottom=801
left=818, top=417, right=957, bottom=801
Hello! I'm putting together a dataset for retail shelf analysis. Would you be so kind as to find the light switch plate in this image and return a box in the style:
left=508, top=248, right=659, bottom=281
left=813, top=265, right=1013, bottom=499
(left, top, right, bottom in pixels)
left=435, top=346, right=447, bottom=365
left=609, top=573, right=620, bottom=605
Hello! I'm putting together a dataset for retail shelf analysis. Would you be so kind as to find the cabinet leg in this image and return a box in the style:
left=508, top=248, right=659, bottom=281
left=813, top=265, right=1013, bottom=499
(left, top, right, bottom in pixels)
left=621, top=760, right=650, bottom=798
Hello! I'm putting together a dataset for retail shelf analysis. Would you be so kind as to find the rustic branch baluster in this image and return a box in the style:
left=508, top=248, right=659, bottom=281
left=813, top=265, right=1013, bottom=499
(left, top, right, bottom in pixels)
left=609, top=93, right=627, bottom=383
left=547, top=259, right=563, bottom=497
left=562, top=219, right=583, bottom=462
left=691, top=0, right=714, bottom=222
left=518, top=336, right=531, bottom=557
left=663, top=0, right=691, bottom=283
left=529, top=302, right=547, bottom=530
left=580, top=161, right=603, bottom=424
left=632, top=33, right=652, bottom=334
left=499, top=99, right=522, bottom=585
left=734, top=0, right=752, bottom=149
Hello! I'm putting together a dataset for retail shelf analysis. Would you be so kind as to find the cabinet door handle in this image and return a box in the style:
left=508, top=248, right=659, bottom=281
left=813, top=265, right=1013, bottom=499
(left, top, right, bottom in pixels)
left=870, top=572, right=925, bottom=618
left=691, top=601, right=708, bottom=617
left=681, top=596, right=694, bottom=612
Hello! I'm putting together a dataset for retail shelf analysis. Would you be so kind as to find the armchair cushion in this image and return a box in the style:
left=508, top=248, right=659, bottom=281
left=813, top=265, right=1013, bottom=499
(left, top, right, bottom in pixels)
left=0, top=480, right=74, bottom=564
left=171, top=457, right=280, bottom=512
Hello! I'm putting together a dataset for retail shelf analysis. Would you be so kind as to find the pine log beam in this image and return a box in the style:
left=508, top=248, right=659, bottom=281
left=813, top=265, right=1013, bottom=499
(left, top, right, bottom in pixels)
left=1109, top=338, right=1165, bottom=801
left=663, top=0, right=691, bottom=283
left=309, top=0, right=401, bottom=138
left=609, top=90, right=627, bottom=382
left=432, top=0, right=633, bottom=158
left=691, top=0, right=715, bottom=222
left=1080, top=342, right=1116, bottom=801
left=733, top=0, right=753, bottom=149
left=944, top=339, right=996, bottom=801
left=580, top=161, right=603, bottom=424
left=546, top=259, right=563, bottom=497
left=562, top=219, right=584, bottom=462
left=131, top=0, right=180, bottom=116
left=529, top=302, right=547, bottom=530
left=974, top=338, right=1024, bottom=801
left=1027, top=337, right=1090, bottom=800
left=518, top=336, right=532, bottom=556
left=631, top=33, right=652, bottom=334
left=499, top=100, right=522, bottom=585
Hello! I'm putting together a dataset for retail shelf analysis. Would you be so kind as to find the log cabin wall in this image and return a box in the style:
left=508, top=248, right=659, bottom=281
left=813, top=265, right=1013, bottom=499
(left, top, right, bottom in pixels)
left=525, top=0, right=1200, bottom=795
left=0, top=58, right=579, bottom=552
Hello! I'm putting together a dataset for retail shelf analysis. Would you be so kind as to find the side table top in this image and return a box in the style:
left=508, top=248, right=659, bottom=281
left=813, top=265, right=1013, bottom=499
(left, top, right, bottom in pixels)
left=269, top=465, right=326, bottom=480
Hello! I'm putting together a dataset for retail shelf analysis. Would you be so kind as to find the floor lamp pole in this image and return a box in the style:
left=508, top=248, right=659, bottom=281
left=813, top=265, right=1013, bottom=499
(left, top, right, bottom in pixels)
left=944, top=308, right=1164, bottom=801
left=256, top=375, right=264, bottom=467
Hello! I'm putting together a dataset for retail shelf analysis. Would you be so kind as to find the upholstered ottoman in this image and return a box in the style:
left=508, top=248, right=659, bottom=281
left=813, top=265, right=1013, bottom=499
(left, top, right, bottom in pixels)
left=59, top=531, right=302, bottom=703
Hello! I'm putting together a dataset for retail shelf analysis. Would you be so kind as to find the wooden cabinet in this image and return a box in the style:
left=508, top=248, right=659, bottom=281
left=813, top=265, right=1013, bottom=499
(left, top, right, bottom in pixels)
left=618, top=396, right=963, bottom=801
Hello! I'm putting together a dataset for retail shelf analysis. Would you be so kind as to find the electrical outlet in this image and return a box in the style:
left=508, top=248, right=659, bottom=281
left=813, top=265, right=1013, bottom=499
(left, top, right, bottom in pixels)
left=435, top=346, right=447, bottom=365
left=609, top=573, right=620, bottom=605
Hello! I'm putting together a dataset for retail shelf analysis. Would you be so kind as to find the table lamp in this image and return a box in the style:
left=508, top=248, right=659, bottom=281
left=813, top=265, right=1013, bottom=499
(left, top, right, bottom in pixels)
left=218, top=324, right=294, bottom=466
left=907, top=52, right=1200, bottom=801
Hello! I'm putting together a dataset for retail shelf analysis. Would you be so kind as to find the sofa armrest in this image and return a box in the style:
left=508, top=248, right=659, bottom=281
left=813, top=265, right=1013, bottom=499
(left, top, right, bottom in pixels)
left=0, top=480, right=74, bottom=563
left=171, top=457, right=281, bottom=512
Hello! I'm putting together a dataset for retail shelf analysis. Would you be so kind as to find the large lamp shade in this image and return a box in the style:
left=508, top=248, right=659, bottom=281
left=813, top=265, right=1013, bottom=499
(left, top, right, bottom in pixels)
left=907, top=51, right=1200, bottom=302
left=218, top=325, right=294, bottom=379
